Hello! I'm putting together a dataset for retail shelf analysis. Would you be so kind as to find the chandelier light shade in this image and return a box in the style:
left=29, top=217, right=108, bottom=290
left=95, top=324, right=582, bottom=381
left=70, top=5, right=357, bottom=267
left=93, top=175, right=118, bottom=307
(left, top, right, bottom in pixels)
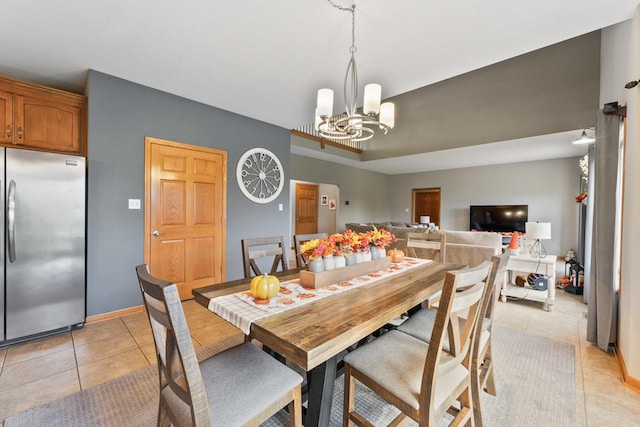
left=573, top=129, right=595, bottom=144
left=526, top=221, right=551, bottom=258
left=314, top=1, right=395, bottom=144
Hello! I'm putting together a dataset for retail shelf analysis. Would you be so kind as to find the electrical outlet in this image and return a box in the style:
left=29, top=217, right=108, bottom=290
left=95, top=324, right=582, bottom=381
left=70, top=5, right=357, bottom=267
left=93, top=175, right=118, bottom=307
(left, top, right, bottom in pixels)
left=128, top=199, right=141, bottom=209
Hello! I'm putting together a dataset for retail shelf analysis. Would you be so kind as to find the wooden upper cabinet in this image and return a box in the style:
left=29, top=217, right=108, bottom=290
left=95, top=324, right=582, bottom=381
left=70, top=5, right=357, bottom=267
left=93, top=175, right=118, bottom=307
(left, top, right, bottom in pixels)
left=0, top=76, right=87, bottom=156
left=0, top=90, right=13, bottom=145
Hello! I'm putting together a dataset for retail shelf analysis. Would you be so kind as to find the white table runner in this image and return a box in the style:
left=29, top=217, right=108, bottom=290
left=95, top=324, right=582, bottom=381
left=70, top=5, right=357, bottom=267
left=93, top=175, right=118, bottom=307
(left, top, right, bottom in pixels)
left=208, top=257, right=431, bottom=334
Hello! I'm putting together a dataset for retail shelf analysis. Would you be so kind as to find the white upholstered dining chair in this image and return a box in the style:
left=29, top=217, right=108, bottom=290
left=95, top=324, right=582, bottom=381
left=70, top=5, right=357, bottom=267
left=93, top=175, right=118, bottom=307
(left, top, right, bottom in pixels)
left=342, top=260, right=492, bottom=426
left=135, top=264, right=302, bottom=426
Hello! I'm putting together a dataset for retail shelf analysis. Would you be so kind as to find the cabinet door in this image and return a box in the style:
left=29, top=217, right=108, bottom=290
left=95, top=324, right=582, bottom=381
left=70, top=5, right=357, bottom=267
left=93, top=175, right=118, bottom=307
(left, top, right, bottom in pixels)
left=14, top=94, right=82, bottom=154
left=0, top=90, right=13, bottom=145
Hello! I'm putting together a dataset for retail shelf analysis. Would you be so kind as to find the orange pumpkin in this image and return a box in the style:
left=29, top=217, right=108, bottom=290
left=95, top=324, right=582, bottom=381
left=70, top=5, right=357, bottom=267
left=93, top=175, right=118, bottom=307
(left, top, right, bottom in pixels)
left=388, top=249, right=404, bottom=263
left=250, top=273, right=281, bottom=299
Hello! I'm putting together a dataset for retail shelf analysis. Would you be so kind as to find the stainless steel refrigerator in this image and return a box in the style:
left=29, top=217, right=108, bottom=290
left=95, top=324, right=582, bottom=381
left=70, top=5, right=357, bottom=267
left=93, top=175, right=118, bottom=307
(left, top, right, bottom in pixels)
left=1, top=148, right=86, bottom=344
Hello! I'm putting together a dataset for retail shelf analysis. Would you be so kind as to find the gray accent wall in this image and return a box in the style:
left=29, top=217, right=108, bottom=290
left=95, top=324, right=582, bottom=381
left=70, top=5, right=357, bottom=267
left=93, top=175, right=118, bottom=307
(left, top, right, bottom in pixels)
left=290, top=154, right=391, bottom=229
left=86, top=70, right=290, bottom=316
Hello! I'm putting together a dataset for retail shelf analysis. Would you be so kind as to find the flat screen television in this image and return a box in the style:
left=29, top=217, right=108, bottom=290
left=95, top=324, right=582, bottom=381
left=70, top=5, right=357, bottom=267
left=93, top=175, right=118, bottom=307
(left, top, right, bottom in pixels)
left=469, top=205, right=528, bottom=233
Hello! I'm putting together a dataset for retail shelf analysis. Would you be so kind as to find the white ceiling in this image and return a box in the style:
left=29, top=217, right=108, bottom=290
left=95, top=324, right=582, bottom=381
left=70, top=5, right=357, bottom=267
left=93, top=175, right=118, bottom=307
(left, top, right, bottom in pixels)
left=1, top=0, right=636, bottom=170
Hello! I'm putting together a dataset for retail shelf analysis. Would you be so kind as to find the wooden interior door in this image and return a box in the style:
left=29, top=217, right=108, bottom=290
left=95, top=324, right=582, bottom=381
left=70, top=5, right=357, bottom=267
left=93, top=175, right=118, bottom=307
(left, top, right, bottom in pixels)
left=145, top=137, right=226, bottom=300
left=412, top=188, right=441, bottom=226
left=295, top=183, right=319, bottom=235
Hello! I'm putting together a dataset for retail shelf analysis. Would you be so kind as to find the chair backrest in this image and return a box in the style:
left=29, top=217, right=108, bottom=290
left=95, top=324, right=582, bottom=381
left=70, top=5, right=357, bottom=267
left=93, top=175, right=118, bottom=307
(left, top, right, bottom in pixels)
left=406, top=232, right=446, bottom=262
left=482, top=251, right=510, bottom=328
left=135, top=264, right=211, bottom=426
left=293, top=233, right=328, bottom=268
left=241, top=236, right=287, bottom=279
left=420, top=260, right=492, bottom=412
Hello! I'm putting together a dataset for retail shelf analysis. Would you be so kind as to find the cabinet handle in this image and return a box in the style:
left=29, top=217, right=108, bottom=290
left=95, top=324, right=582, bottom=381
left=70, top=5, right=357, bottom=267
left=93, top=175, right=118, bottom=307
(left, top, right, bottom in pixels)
left=5, top=125, right=10, bottom=138
left=17, top=127, right=23, bottom=140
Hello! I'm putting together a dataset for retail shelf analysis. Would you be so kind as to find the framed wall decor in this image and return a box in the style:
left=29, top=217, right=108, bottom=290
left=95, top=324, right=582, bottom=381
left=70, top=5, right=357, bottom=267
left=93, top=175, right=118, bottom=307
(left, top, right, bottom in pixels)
left=321, top=195, right=328, bottom=205
left=329, top=199, right=336, bottom=210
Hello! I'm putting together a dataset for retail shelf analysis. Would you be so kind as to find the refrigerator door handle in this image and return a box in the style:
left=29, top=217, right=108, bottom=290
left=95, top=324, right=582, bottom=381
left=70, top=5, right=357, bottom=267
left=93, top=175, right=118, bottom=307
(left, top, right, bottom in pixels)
left=8, top=179, right=16, bottom=263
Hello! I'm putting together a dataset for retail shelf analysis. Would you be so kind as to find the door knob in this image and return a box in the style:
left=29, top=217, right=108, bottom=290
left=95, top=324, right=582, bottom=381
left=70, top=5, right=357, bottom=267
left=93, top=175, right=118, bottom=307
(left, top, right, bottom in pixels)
left=152, top=230, right=161, bottom=237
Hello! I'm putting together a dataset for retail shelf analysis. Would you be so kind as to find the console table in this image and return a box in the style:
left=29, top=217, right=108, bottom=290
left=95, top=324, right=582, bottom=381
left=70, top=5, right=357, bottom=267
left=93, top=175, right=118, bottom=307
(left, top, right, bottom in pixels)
left=501, top=254, right=557, bottom=311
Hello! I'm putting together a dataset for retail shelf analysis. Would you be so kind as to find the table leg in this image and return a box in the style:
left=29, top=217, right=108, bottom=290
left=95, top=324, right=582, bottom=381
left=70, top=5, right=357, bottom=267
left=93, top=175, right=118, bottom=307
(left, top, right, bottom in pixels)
left=305, top=355, right=338, bottom=427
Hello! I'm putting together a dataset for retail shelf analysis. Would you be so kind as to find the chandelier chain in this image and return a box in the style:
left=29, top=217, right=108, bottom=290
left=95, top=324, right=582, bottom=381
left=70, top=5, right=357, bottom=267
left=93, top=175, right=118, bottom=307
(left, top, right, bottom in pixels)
left=327, top=1, right=356, bottom=52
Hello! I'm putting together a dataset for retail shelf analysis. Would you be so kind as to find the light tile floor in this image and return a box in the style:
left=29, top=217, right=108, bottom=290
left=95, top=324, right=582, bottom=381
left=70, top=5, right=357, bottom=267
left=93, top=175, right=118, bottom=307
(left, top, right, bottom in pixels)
left=1, top=281, right=640, bottom=425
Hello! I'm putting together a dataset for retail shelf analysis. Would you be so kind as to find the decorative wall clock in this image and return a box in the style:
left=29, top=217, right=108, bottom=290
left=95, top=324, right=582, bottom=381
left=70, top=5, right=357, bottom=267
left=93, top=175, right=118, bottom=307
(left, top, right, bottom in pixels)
left=236, top=148, right=284, bottom=203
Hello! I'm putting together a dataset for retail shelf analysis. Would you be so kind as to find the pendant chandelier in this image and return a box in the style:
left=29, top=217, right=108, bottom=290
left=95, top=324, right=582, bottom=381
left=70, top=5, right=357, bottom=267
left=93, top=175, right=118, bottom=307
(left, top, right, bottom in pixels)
left=314, top=1, right=395, bottom=144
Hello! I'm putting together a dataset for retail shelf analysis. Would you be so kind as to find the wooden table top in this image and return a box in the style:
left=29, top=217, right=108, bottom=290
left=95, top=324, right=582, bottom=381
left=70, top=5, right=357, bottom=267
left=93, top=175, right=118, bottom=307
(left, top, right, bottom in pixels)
left=193, top=261, right=464, bottom=370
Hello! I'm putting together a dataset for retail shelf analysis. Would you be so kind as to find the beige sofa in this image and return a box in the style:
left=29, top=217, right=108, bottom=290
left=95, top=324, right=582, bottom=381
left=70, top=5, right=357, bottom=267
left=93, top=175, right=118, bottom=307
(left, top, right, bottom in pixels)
left=345, top=222, right=502, bottom=267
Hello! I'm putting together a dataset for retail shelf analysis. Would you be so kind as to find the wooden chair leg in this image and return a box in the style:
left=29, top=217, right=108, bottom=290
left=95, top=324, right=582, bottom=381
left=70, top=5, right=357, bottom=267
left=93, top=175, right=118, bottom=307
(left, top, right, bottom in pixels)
left=484, top=362, right=496, bottom=396
left=457, top=382, right=474, bottom=427
left=343, top=365, right=356, bottom=427
left=158, top=399, right=171, bottom=427
left=289, top=385, right=302, bottom=427
left=483, top=342, right=497, bottom=396
left=471, top=363, right=484, bottom=427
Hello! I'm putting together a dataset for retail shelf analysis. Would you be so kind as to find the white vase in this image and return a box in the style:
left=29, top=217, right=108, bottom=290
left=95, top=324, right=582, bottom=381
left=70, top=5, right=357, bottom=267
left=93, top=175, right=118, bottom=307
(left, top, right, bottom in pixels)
left=323, top=255, right=336, bottom=271
left=307, top=258, right=324, bottom=273
left=370, top=245, right=380, bottom=260
left=334, top=255, right=346, bottom=268
left=345, top=253, right=357, bottom=266
left=354, top=251, right=365, bottom=264
left=362, top=250, right=372, bottom=262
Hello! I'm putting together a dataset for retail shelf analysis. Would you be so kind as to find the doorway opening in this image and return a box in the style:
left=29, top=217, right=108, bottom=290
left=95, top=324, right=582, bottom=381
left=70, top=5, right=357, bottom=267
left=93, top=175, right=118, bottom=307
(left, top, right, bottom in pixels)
left=411, top=188, right=441, bottom=227
left=289, top=179, right=339, bottom=245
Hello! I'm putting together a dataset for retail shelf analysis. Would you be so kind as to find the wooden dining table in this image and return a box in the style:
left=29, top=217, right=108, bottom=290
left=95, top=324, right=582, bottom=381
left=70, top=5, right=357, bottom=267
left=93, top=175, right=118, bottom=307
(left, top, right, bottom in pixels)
left=192, top=260, right=464, bottom=427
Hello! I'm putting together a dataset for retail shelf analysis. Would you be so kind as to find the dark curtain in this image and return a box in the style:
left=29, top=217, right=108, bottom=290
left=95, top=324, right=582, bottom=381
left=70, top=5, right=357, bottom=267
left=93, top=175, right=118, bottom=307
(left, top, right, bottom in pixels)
left=586, top=111, right=623, bottom=351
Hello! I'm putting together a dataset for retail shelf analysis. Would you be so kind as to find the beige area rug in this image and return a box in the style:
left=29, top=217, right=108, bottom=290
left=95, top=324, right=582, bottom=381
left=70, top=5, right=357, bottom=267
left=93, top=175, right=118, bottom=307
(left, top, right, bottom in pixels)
left=4, top=326, right=576, bottom=426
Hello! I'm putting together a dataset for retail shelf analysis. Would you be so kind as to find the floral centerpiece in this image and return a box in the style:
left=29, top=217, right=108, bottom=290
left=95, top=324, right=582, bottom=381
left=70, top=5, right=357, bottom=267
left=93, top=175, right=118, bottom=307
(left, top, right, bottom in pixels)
left=298, top=228, right=397, bottom=272
left=367, top=226, right=397, bottom=259
left=328, top=232, right=352, bottom=256
left=368, top=226, right=397, bottom=248
left=299, top=239, right=326, bottom=261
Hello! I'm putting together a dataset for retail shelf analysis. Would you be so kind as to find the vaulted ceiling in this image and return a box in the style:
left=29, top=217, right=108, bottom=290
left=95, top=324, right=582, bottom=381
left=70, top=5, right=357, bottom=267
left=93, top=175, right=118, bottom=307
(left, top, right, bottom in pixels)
left=2, top=0, right=638, bottom=171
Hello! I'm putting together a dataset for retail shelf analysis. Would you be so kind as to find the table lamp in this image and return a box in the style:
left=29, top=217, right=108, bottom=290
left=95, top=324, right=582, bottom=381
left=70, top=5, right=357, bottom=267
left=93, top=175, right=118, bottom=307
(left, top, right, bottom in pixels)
left=526, top=222, right=551, bottom=258
left=419, top=215, right=430, bottom=225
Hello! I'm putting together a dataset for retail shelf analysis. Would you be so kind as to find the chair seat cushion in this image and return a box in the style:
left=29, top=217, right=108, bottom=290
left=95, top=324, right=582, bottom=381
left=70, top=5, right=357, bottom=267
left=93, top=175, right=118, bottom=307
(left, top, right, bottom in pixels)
left=343, top=330, right=467, bottom=411
left=396, top=307, right=438, bottom=343
left=398, top=308, right=490, bottom=352
left=200, top=343, right=303, bottom=426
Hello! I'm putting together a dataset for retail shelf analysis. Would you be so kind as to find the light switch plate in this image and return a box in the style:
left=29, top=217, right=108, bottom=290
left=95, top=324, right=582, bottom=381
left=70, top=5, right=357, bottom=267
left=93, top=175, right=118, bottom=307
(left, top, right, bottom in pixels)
left=128, top=199, right=141, bottom=209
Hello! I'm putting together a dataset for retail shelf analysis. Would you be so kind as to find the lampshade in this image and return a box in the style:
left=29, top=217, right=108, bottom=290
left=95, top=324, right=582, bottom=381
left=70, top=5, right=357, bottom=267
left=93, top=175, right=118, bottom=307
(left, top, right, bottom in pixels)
left=420, top=216, right=430, bottom=224
left=316, top=88, right=334, bottom=118
left=363, top=84, right=381, bottom=114
left=379, top=102, right=395, bottom=128
left=525, top=222, right=551, bottom=240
